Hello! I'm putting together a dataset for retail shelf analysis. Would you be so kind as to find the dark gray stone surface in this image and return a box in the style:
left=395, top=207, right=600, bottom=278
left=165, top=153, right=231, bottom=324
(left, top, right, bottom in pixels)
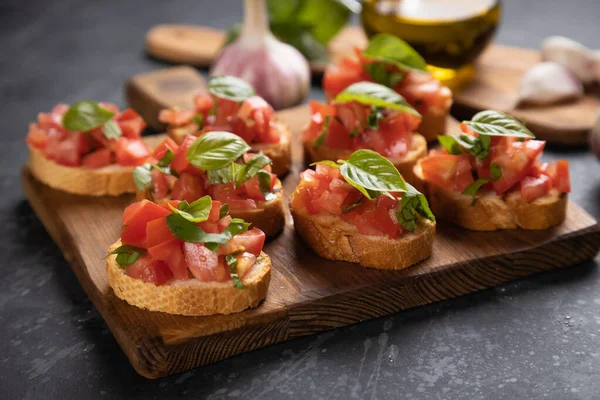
left=1, top=0, right=599, bottom=399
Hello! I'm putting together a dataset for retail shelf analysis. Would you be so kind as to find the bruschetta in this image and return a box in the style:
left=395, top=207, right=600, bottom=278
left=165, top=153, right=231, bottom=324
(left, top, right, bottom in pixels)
left=26, top=101, right=151, bottom=196
left=323, top=34, right=452, bottom=141
left=414, top=110, right=571, bottom=230
left=302, top=82, right=427, bottom=184
left=290, top=149, right=436, bottom=270
left=133, top=131, right=285, bottom=237
left=159, top=75, right=291, bottom=176
left=106, top=197, right=271, bottom=316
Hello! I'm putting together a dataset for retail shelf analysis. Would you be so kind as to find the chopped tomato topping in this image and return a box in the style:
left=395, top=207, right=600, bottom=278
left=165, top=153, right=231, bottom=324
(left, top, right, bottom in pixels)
left=115, top=138, right=150, bottom=166
left=125, top=255, right=173, bottom=285
left=218, top=228, right=265, bottom=256
left=148, top=239, right=189, bottom=280
left=170, top=134, right=196, bottom=174
left=151, top=137, right=179, bottom=161
left=520, top=175, right=552, bottom=202
left=420, top=154, right=474, bottom=192
left=184, top=242, right=227, bottom=282
left=115, top=108, right=146, bottom=138
left=145, top=216, right=176, bottom=248
left=121, top=200, right=171, bottom=248
left=82, top=148, right=112, bottom=169
left=170, top=172, right=206, bottom=203
left=554, top=160, right=571, bottom=193
left=158, top=109, right=196, bottom=127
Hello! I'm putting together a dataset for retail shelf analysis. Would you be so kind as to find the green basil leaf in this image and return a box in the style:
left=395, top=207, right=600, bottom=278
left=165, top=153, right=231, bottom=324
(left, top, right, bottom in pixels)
left=62, top=100, right=115, bottom=132
left=295, top=0, right=351, bottom=44
left=109, top=244, right=146, bottom=269
left=223, top=218, right=252, bottom=238
left=463, top=110, right=535, bottom=139
left=234, top=153, right=272, bottom=187
left=157, top=148, right=175, bottom=168
left=462, top=178, right=492, bottom=198
left=102, top=119, right=122, bottom=140
left=339, top=149, right=408, bottom=199
left=335, top=82, right=420, bottom=117
left=437, top=135, right=463, bottom=155
left=208, top=76, right=255, bottom=102
left=313, top=115, right=330, bottom=147
left=454, top=134, right=491, bottom=160
left=363, top=33, right=428, bottom=73
left=169, top=195, right=212, bottom=223
left=186, top=131, right=251, bottom=170
left=193, top=113, right=205, bottom=129
left=257, top=170, right=276, bottom=201
left=490, top=162, right=502, bottom=180
left=207, top=163, right=238, bottom=185
left=270, top=22, right=329, bottom=62
left=219, top=204, right=229, bottom=219
left=132, top=164, right=153, bottom=191
left=364, top=63, right=405, bottom=88
left=396, top=183, right=435, bottom=232
left=225, top=254, right=244, bottom=289
left=166, top=213, right=230, bottom=245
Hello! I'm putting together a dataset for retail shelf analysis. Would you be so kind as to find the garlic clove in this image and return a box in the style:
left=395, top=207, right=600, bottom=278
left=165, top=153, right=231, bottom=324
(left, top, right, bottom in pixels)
left=541, top=36, right=596, bottom=84
left=591, top=112, right=600, bottom=160
left=518, top=62, right=583, bottom=106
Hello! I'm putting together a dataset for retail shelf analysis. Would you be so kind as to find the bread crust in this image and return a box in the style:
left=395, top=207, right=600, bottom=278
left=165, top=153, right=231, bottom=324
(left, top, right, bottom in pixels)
left=290, top=202, right=435, bottom=270
left=167, top=120, right=292, bottom=177
left=28, top=146, right=136, bottom=196
left=107, top=240, right=271, bottom=316
left=413, top=164, right=568, bottom=230
left=138, top=180, right=286, bottom=237
left=303, top=133, right=427, bottom=185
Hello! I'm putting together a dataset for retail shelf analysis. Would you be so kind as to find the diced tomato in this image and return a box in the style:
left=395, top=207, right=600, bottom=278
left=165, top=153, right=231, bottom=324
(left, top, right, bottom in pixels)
left=232, top=96, right=277, bottom=144
left=420, top=154, right=474, bottom=192
left=116, top=108, right=146, bottom=138
left=197, top=220, right=220, bottom=234
left=314, top=189, right=347, bottom=215
left=170, top=172, right=206, bottom=203
left=150, top=169, right=170, bottom=200
left=145, top=216, right=176, bottom=248
left=158, top=108, right=196, bottom=127
left=520, top=175, right=552, bottom=202
left=235, top=252, right=256, bottom=279
left=121, top=200, right=171, bottom=248
left=325, top=117, right=352, bottom=149
left=183, top=242, right=227, bottom=282
left=82, top=148, right=112, bottom=169
left=26, top=124, right=50, bottom=149
left=554, top=160, right=571, bottom=193
left=44, top=132, right=83, bottom=166
left=323, top=56, right=365, bottom=97
left=316, top=164, right=342, bottom=180
left=208, top=200, right=222, bottom=222
left=490, top=140, right=543, bottom=194
left=208, top=184, right=257, bottom=210
left=148, top=239, right=189, bottom=280
left=194, top=94, right=214, bottom=116
left=151, top=137, right=179, bottom=161
left=214, top=98, right=239, bottom=125
left=334, top=102, right=368, bottom=134
left=218, top=228, right=265, bottom=256
left=115, top=138, right=150, bottom=166
left=125, top=254, right=173, bottom=286
left=170, top=134, right=196, bottom=174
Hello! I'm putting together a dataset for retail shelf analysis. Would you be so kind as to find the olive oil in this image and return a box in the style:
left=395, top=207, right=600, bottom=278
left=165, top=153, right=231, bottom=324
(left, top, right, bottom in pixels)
left=361, top=0, right=501, bottom=89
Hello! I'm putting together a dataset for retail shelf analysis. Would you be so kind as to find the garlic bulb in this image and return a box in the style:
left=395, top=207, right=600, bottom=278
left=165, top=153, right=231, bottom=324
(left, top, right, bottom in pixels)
left=541, top=36, right=596, bottom=84
left=210, top=0, right=310, bottom=110
left=517, top=62, right=583, bottom=106
left=591, top=113, right=600, bottom=160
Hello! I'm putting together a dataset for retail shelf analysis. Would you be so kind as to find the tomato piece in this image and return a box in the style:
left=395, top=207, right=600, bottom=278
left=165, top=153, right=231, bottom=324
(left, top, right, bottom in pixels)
left=145, top=217, right=176, bottom=248
left=243, top=175, right=266, bottom=201
left=82, top=148, right=112, bottom=169
left=325, top=117, right=352, bottom=149
left=218, top=228, right=265, bottom=256
left=314, top=190, right=347, bottom=215
left=151, top=137, right=179, bottom=161
left=125, top=254, right=173, bottom=286
left=184, top=242, right=227, bottom=282
left=208, top=200, right=222, bottom=222
left=159, top=200, right=179, bottom=211
left=214, top=98, right=240, bottom=125
left=116, top=108, right=146, bottom=138
left=232, top=96, right=276, bottom=144
left=44, top=132, right=82, bottom=166
left=420, top=154, right=474, bottom=192
left=26, top=123, right=50, bottom=149
left=520, top=175, right=552, bottom=202
left=490, top=140, right=542, bottom=194
left=170, top=172, right=206, bottom=203
left=323, top=56, right=365, bottom=97
left=170, top=134, right=196, bottom=174
left=554, top=160, right=571, bottom=193
left=148, top=239, right=189, bottom=280
left=158, top=109, right=196, bottom=127
left=194, top=94, right=214, bottom=116
left=121, top=200, right=171, bottom=248
left=208, top=184, right=257, bottom=210
left=115, top=138, right=149, bottom=166
left=235, top=252, right=256, bottom=279
left=334, top=102, right=368, bottom=134
left=150, top=169, right=170, bottom=200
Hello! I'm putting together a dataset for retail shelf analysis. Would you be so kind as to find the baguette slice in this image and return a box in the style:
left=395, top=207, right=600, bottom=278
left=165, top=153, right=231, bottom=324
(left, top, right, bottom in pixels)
left=303, top=133, right=427, bottom=185
left=107, top=240, right=271, bottom=316
left=290, top=205, right=435, bottom=270
left=138, top=180, right=286, bottom=237
left=28, top=146, right=136, bottom=196
left=414, top=164, right=568, bottom=230
left=167, top=120, right=292, bottom=177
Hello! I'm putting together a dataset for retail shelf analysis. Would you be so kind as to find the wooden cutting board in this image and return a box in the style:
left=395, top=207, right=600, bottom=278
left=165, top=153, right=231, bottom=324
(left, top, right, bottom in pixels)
left=22, top=105, right=600, bottom=378
left=146, top=24, right=600, bottom=145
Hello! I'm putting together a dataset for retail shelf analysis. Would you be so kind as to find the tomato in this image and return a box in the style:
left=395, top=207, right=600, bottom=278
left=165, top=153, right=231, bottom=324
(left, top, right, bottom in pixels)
left=115, top=138, right=149, bottom=166
left=170, top=134, right=196, bottom=174
left=26, top=124, right=50, bottom=149
left=214, top=98, right=239, bottom=125
left=235, top=252, right=256, bottom=279
left=323, top=56, right=365, bottom=97
left=149, top=169, right=169, bottom=201
left=121, top=200, right=171, bottom=248
left=148, top=239, right=189, bottom=280
left=208, top=200, right=222, bottom=222
left=325, top=117, right=352, bottom=149
left=520, top=175, right=552, bottom=202
left=194, top=94, right=214, bottom=117
left=243, top=174, right=276, bottom=201
left=490, top=140, right=544, bottom=194
left=554, top=160, right=571, bottom=193
left=145, top=216, right=176, bottom=248
left=158, top=109, right=195, bottom=127
left=170, top=172, right=206, bottom=203
left=379, top=112, right=421, bottom=138
left=159, top=200, right=179, bottom=211
left=184, top=242, right=229, bottom=282
left=82, top=148, right=112, bottom=169
left=125, top=254, right=173, bottom=286
left=116, top=108, right=146, bottom=138
left=44, top=132, right=82, bottom=166
left=334, top=102, right=368, bottom=134
left=151, top=137, right=179, bottom=161
left=314, top=190, right=347, bottom=215
left=233, top=96, right=276, bottom=143
left=208, top=184, right=257, bottom=210
left=420, top=154, right=474, bottom=192
left=218, top=228, right=265, bottom=256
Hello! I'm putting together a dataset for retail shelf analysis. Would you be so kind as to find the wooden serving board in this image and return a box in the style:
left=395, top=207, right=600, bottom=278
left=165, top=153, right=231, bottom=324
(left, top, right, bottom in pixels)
left=146, top=24, right=600, bottom=145
left=22, top=105, right=600, bottom=378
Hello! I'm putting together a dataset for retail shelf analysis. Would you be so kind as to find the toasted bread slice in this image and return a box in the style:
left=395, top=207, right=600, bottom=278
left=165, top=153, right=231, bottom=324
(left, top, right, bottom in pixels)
left=107, top=240, right=271, bottom=316
left=167, top=120, right=292, bottom=177
left=290, top=205, right=435, bottom=270
left=414, top=164, right=567, bottom=230
left=138, top=180, right=286, bottom=237
left=303, top=133, right=427, bottom=185
left=28, top=146, right=136, bottom=196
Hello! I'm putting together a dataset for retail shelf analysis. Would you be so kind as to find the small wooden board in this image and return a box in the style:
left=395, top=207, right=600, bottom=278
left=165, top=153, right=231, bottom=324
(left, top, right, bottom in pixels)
left=22, top=105, right=600, bottom=378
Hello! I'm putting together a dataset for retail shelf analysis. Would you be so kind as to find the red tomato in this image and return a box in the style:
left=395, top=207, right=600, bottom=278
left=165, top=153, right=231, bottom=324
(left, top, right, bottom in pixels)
left=194, top=94, right=214, bottom=116
left=82, top=148, right=112, bottom=169
left=170, top=134, right=196, bottom=174
left=208, top=184, right=257, bottom=210
left=159, top=200, right=179, bottom=211
left=490, top=140, right=544, bottom=194
left=520, top=175, right=552, bottom=202
left=121, top=200, right=171, bottom=248
left=115, top=138, right=150, bottom=166
left=233, top=96, right=276, bottom=144
left=116, top=108, right=146, bottom=138
left=314, top=190, right=347, bottom=215
left=170, top=172, right=206, bottom=203
left=325, top=117, right=352, bottom=149
left=44, top=132, right=82, bottom=166
left=184, top=242, right=228, bottom=282
left=145, top=217, right=176, bottom=248
left=125, top=255, right=172, bottom=286
left=420, top=154, right=474, bottom=192
left=26, top=123, right=50, bottom=149
left=208, top=200, right=222, bottom=222
left=158, top=109, right=195, bottom=127
left=151, top=137, right=179, bottom=161
left=554, top=160, right=571, bottom=193
left=214, top=98, right=239, bottom=125
left=323, top=56, right=365, bottom=97
left=218, top=228, right=265, bottom=256
left=334, top=102, right=368, bottom=134
left=148, top=239, right=189, bottom=280
left=149, top=169, right=170, bottom=201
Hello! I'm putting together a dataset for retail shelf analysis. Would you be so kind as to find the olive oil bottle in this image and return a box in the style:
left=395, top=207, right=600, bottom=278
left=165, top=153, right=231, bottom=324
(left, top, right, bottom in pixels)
left=361, top=0, right=501, bottom=90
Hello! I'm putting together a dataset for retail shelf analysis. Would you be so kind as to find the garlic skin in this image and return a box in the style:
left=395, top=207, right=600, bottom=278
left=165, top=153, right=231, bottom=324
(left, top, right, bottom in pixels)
left=541, top=36, right=596, bottom=84
left=591, top=113, right=600, bottom=160
left=518, top=62, right=583, bottom=106
left=210, top=0, right=310, bottom=109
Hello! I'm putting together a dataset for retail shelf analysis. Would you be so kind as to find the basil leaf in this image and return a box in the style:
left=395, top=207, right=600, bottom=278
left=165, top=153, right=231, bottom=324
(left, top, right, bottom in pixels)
left=186, top=131, right=251, bottom=170
left=463, top=110, right=535, bottom=139
left=208, top=76, right=255, bottom=102
left=234, top=153, right=272, bottom=187
left=397, top=183, right=435, bottom=232
left=193, top=113, right=205, bottom=129
left=102, top=119, right=122, bottom=140
left=132, top=164, right=153, bottom=191
left=339, top=149, right=407, bottom=200
left=491, top=162, right=502, bottom=180
left=62, top=101, right=115, bottom=132
left=166, top=213, right=230, bottom=245
left=295, top=0, right=351, bottom=44
left=257, top=170, right=276, bottom=201
left=225, top=254, right=244, bottom=289
left=207, top=163, right=238, bottom=184
left=270, top=22, right=329, bottom=62
left=219, top=204, right=229, bottom=219
left=462, top=178, right=492, bottom=199
left=335, top=82, right=420, bottom=117
left=157, top=149, right=175, bottom=168
left=363, top=33, right=428, bottom=73
left=109, top=244, right=146, bottom=269
left=454, top=134, right=491, bottom=160
left=366, top=107, right=383, bottom=130
left=364, top=63, right=404, bottom=88
left=437, top=135, right=463, bottom=155
left=313, top=115, right=329, bottom=147
left=169, top=195, right=212, bottom=223
left=223, top=218, right=251, bottom=238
